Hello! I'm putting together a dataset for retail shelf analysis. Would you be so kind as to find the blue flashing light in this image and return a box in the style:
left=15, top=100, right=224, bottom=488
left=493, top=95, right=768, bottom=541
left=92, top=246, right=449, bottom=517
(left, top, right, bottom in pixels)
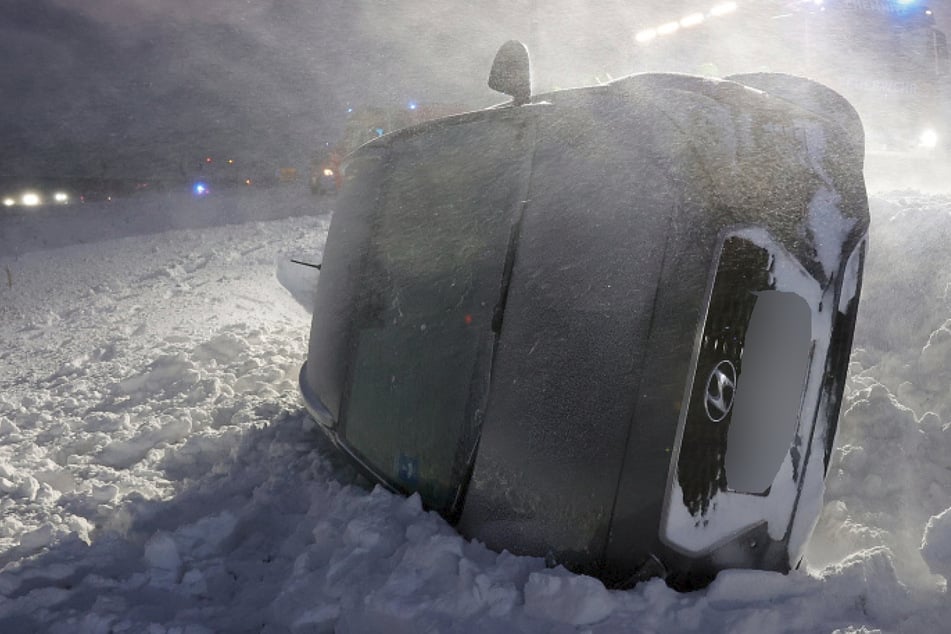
left=347, top=107, right=353, bottom=113
left=375, top=127, right=385, bottom=137
left=408, top=101, right=418, bottom=110
left=193, top=181, right=209, bottom=196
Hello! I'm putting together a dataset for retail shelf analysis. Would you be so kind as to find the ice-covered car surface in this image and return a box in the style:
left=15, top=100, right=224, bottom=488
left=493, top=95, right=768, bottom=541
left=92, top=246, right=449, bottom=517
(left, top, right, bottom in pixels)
left=299, top=66, right=869, bottom=588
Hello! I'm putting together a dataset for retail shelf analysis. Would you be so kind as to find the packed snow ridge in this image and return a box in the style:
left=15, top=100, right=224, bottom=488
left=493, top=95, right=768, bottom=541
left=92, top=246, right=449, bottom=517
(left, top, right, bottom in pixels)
left=1, top=185, right=950, bottom=632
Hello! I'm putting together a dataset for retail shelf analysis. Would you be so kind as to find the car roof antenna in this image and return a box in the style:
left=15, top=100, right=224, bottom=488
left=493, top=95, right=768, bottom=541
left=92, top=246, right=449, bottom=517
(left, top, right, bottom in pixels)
left=488, top=40, right=532, bottom=106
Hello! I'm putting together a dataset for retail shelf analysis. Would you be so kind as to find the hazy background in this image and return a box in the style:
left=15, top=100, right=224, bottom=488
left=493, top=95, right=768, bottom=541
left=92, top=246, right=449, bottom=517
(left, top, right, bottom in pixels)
left=0, top=0, right=674, bottom=183
left=1, top=0, right=948, bottom=184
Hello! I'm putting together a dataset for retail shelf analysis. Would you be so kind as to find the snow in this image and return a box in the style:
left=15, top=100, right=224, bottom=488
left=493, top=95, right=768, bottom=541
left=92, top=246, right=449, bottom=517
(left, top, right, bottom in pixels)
left=922, top=508, right=951, bottom=583
left=1, top=184, right=951, bottom=632
left=802, top=124, right=860, bottom=280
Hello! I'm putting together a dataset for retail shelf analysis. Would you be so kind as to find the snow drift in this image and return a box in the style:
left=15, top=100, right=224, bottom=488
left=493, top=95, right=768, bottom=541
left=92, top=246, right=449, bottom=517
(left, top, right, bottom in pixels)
left=0, top=186, right=949, bottom=632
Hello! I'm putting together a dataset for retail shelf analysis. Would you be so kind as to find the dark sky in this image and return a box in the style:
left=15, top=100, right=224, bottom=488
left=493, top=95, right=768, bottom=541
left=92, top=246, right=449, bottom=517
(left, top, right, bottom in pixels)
left=0, top=0, right=683, bottom=182
left=1, top=0, right=947, bottom=183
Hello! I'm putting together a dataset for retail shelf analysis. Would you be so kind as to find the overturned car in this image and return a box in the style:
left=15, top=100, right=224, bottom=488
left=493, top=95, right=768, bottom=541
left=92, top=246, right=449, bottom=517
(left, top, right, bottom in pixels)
left=298, top=42, right=869, bottom=588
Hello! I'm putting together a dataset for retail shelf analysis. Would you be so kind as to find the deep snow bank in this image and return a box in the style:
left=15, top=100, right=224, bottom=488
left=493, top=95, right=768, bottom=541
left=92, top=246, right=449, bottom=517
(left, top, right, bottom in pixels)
left=0, top=189, right=949, bottom=632
left=804, top=193, right=951, bottom=588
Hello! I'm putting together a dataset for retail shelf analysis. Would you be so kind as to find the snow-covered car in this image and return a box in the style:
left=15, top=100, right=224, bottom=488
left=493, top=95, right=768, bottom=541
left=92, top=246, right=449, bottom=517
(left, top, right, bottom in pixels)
left=298, top=42, right=870, bottom=589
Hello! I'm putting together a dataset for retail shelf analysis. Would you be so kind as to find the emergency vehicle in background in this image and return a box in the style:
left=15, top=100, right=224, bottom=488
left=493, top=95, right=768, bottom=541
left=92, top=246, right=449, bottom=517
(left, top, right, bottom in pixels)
left=634, top=0, right=949, bottom=164
left=310, top=103, right=465, bottom=195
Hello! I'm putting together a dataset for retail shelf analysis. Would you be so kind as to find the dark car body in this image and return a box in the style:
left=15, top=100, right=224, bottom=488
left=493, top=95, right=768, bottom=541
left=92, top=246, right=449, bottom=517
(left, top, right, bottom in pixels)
left=299, top=70, right=869, bottom=588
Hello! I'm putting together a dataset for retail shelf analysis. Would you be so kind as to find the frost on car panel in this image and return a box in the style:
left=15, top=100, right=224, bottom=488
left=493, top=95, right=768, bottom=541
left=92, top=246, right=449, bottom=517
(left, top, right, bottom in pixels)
left=299, top=44, right=870, bottom=589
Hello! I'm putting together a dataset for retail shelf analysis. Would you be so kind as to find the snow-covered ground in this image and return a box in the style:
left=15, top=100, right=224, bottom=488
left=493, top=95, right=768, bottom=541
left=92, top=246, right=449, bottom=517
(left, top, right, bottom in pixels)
left=1, top=182, right=950, bottom=633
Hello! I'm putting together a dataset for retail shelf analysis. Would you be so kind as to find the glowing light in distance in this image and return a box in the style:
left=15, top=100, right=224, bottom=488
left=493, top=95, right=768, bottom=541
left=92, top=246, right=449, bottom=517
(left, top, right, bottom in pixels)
left=53, top=192, right=68, bottom=203
left=21, top=192, right=40, bottom=206
left=681, top=13, right=705, bottom=28
left=227, top=159, right=234, bottom=165
left=919, top=128, right=938, bottom=149
left=635, top=29, right=657, bottom=43
left=193, top=182, right=209, bottom=196
left=710, top=2, right=738, bottom=16
left=205, top=156, right=212, bottom=163
left=2, top=198, right=14, bottom=207
left=323, top=168, right=334, bottom=177
left=245, top=178, right=252, bottom=185
left=408, top=101, right=418, bottom=110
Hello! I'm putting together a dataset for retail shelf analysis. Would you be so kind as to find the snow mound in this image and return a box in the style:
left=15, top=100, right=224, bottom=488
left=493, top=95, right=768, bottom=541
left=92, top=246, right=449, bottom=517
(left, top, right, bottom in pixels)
left=1, top=189, right=951, bottom=631
left=921, top=508, right=951, bottom=582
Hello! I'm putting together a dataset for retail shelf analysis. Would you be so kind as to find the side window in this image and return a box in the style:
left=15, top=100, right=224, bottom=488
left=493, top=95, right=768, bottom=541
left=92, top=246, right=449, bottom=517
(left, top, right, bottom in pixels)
left=342, top=112, right=534, bottom=514
left=374, top=123, right=520, bottom=321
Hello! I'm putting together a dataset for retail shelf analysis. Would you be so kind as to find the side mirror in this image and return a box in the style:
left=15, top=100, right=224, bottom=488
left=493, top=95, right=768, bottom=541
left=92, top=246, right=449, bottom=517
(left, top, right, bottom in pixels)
left=488, top=40, right=532, bottom=106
